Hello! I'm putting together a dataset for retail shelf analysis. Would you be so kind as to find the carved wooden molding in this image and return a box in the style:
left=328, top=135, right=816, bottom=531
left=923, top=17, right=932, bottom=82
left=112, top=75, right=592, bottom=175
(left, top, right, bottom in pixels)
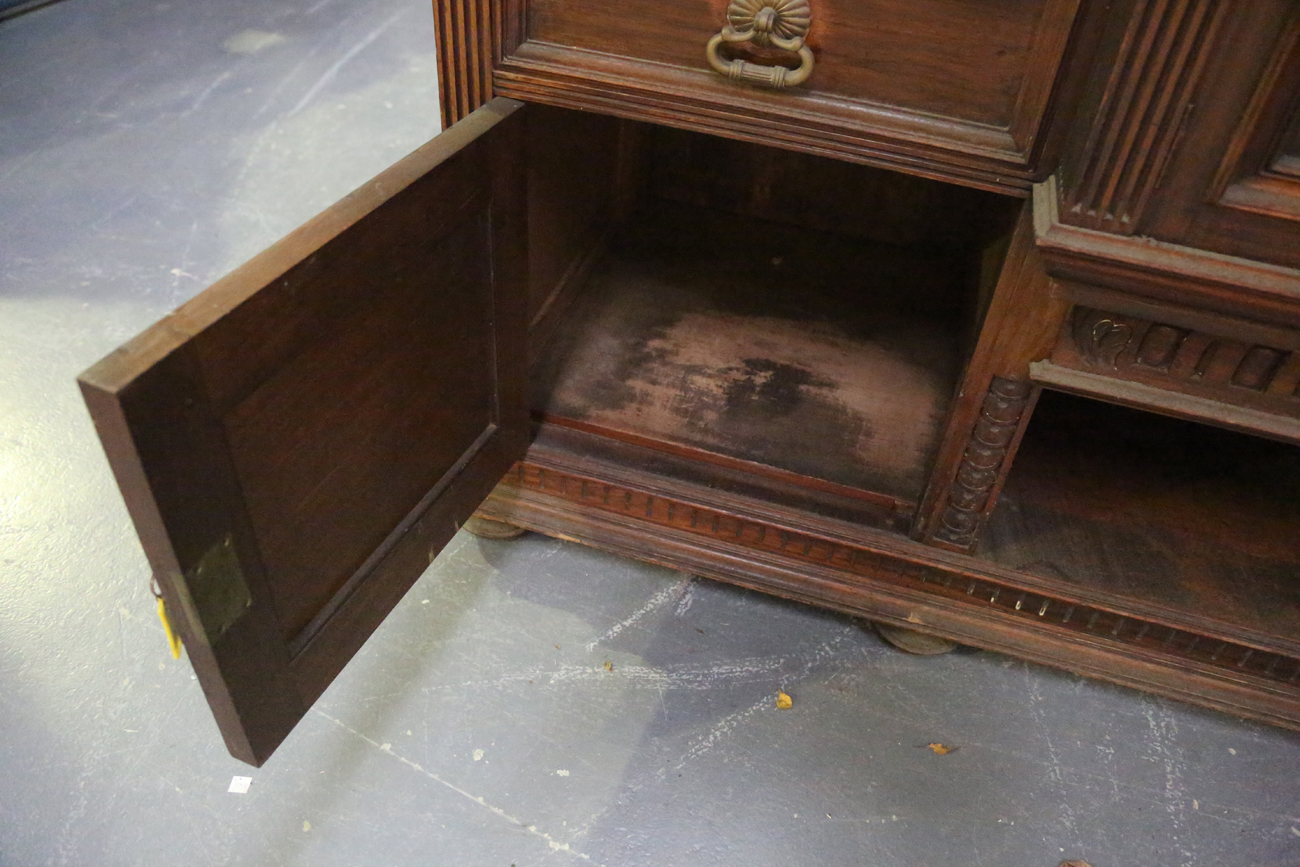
left=1030, top=359, right=1300, bottom=442
left=1040, top=299, right=1300, bottom=442
left=1061, top=0, right=1228, bottom=233
left=1061, top=305, right=1300, bottom=402
left=496, top=460, right=1300, bottom=687
left=1034, top=180, right=1300, bottom=329
left=1073, top=308, right=1135, bottom=367
left=930, top=377, right=1033, bottom=550
left=493, top=42, right=1033, bottom=195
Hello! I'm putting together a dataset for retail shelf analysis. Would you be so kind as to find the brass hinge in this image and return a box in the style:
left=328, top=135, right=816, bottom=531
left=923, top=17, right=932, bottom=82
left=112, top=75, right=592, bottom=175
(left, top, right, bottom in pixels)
left=174, top=534, right=253, bottom=647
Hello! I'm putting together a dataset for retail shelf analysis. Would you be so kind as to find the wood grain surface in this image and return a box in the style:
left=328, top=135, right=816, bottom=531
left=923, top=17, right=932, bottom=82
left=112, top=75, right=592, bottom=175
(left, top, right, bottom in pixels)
left=527, top=0, right=1061, bottom=127
left=79, top=99, right=531, bottom=765
left=437, top=0, right=1104, bottom=191
left=984, top=390, right=1300, bottom=653
left=530, top=201, right=975, bottom=506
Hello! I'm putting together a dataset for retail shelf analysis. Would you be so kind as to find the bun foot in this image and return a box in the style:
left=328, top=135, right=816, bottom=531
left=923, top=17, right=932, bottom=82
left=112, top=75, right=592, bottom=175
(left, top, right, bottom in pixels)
left=874, top=621, right=959, bottom=655
left=462, top=515, right=527, bottom=540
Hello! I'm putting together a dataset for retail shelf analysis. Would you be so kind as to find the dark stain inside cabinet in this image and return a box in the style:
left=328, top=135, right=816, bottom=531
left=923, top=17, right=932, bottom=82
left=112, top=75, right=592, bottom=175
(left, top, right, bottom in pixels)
left=531, top=207, right=965, bottom=509
left=524, top=108, right=1020, bottom=531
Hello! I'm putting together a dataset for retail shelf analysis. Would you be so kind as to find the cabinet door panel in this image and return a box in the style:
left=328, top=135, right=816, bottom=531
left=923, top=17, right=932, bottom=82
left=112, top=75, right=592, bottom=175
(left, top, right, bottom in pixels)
left=1059, top=0, right=1300, bottom=267
left=78, top=98, right=529, bottom=766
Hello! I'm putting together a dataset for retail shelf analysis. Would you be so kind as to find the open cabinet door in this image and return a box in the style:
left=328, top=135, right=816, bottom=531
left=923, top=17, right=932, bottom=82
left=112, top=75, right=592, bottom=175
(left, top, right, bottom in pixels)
left=78, top=99, right=529, bottom=766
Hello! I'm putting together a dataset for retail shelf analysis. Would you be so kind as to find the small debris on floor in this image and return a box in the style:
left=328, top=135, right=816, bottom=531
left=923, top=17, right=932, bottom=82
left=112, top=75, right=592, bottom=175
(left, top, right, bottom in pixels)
left=1059, top=861, right=1092, bottom=867
left=925, top=743, right=956, bottom=755
left=776, top=691, right=793, bottom=709
left=603, top=660, right=614, bottom=671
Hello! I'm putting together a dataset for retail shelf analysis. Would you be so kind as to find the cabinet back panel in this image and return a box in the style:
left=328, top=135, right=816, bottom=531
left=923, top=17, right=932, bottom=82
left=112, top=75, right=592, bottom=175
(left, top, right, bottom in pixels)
left=649, top=126, right=1022, bottom=251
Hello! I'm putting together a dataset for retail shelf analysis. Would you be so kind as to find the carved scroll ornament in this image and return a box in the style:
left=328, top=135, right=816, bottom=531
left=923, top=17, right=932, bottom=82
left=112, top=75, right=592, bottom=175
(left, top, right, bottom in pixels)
left=1073, top=308, right=1136, bottom=368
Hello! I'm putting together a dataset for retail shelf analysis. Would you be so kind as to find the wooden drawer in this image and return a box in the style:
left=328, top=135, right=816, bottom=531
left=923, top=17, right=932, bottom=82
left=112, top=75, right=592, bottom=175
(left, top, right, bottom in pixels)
left=440, top=0, right=1096, bottom=192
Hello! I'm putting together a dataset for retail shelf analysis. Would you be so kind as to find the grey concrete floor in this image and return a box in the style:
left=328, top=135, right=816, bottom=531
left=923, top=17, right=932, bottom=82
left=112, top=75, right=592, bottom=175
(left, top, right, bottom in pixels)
left=2, top=1, right=1298, bottom=865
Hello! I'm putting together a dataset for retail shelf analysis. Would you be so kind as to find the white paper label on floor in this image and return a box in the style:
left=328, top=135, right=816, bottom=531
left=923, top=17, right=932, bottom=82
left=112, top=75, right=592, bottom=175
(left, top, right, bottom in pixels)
left=228, top=776, right=252, bottom=794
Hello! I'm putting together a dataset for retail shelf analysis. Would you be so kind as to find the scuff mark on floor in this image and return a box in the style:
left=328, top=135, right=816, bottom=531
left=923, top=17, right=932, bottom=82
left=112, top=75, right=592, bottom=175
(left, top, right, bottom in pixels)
left=584, top=575, right=692, bottom=652
left=672, top=628, right=856, bottom=770
left=287, top=10, right=405, bottom=116
left=673, top=692, right=773, bottom=770
left=1143, top=698, right=1195, bottom=867
left=1024, top=662, right=1084, bottom=854
left=423, top=655, right=797, bottom=694
left=315, top=711, right=603, bottom=865
left=182, top=68, right=236, bottom=117
left=567, top=627, right=861, bottom=842
left=673, top=577, right=698, bottom=615
left=222, top=30, right=285, bottom=55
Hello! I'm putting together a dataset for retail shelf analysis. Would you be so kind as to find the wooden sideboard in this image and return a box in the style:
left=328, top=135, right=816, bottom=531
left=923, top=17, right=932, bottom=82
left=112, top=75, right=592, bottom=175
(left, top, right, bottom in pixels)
left=80, top=0, right=1299, bottom=766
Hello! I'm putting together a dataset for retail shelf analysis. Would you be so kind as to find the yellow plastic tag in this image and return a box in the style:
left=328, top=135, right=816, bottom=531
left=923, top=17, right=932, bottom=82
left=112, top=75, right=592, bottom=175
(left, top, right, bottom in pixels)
left=156, top=596, right=182, bottom=660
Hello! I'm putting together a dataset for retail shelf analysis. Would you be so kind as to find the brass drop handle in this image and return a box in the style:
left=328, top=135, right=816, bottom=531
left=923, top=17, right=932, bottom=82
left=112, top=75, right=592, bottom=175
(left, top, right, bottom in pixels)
left=706, top=0, right=815, bottom=89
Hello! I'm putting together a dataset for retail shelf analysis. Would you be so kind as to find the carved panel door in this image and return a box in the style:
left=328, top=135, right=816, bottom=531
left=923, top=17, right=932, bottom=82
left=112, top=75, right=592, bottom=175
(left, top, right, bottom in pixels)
left=1060, top=0, right=1300, bottom=269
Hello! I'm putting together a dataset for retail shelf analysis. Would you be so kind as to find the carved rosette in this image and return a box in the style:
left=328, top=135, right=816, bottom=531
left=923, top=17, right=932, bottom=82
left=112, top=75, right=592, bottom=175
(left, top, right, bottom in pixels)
left=933, top=377, right=1033, bottom=548
left=725, top=0, right=812, bottom=47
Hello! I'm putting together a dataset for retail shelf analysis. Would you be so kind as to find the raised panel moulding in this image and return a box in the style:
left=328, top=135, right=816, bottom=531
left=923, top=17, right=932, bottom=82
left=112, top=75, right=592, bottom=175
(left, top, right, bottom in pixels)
left=1034, top=180, right=1300, bottom=328
left=1210, top=11, right=1300, bottom=222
